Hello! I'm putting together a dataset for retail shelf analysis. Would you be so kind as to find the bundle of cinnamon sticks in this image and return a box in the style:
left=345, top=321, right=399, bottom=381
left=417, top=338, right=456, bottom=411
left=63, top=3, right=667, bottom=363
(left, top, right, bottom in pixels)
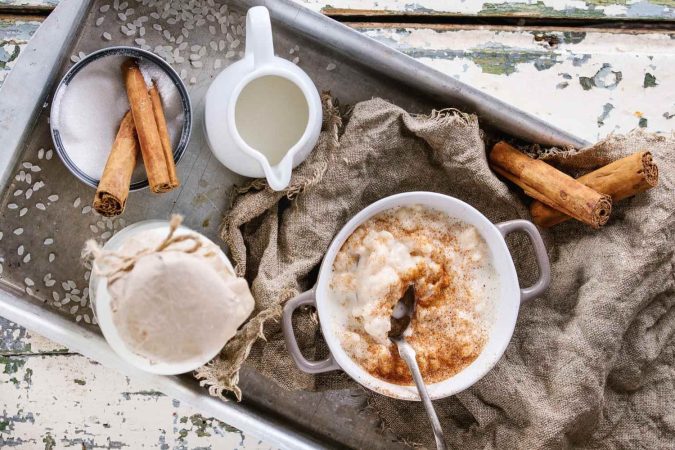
left=488, top=141, right=659, bottom=228
left=93, top=59, right=179, bottom=217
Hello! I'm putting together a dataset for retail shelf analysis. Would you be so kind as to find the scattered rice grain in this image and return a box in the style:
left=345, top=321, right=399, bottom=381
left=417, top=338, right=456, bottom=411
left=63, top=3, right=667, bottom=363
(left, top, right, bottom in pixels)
left=13, top=228, right=23, bottom=235
left=36, top=203, right=46, bottom=211
left=100, top=4, right=110, bottom=13
left=48, top=194, right=59, bottom=202
left=44, top=238, right=54, bottom=245
left=23, top=253, right=31, bottom=263
left=24, top=277, right=34, bottom=286
left=46, top=149, right=53, bottom=160
left=82, top=205, right=92, bottom=214
left=102, top=32, right=112, bottom=41
left=17, top=245, right=24, bottom=255
left=96, top=17, right=105, bottom=26
left=19, top=208, right=27, bottom=217
left=49, top=253, right=55, bottom=263
left=38, top=148, right=44, bottom=159
left=7, top=203, right=17, bottom=210
left=326, top=62, right=336, bottom=71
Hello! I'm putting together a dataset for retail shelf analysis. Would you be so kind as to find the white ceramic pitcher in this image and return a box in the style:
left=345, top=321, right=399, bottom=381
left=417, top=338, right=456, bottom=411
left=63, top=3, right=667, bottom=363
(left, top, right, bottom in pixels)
left=204, top=6, right=322, bottom=191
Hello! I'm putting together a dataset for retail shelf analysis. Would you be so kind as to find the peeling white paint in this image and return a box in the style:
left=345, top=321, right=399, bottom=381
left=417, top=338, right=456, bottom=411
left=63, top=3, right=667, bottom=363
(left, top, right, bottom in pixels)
left=0, top=326, right=277, bottom=449
left=363, top=27, right=675, bottom=142
left=298, top=0, right=675, bottom=19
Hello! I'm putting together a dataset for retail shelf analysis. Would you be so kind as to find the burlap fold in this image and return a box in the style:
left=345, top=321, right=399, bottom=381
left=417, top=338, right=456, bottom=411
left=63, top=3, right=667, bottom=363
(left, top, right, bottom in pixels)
left=196, top=97, right=674, bottom=448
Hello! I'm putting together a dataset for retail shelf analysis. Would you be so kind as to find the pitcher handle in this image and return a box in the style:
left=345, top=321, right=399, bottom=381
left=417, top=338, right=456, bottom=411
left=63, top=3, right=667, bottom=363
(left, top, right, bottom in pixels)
left=282, top=288, right=340, bottom=374
left=495, top=220, right=551, bottom=303
left=246, top=6, right=275, bottom=69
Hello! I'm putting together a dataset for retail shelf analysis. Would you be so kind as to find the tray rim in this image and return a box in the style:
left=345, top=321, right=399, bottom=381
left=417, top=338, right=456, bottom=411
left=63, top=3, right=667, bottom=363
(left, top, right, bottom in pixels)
left=0, top=0, right=590, bottom=447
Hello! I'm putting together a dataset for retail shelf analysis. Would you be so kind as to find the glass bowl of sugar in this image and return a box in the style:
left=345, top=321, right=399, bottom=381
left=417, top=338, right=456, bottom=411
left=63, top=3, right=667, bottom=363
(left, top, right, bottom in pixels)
left=50, top=46, right=192, bottom=190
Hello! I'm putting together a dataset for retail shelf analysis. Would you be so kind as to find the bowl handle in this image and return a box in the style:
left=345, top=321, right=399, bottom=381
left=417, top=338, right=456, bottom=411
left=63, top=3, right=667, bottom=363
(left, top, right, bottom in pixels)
left=282, top=288, right=341, bottom=373
left=495, top=220, right=551, bottom=303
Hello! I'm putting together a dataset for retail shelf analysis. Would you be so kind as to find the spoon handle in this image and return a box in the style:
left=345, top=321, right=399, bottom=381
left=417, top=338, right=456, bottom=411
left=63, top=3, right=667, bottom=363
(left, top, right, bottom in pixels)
left=396, top=340, right=448, bottom=450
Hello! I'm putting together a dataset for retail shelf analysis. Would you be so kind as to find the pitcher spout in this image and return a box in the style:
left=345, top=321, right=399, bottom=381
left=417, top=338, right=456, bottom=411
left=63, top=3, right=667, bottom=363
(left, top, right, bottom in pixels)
left=261, top=156, right=293, bottom=191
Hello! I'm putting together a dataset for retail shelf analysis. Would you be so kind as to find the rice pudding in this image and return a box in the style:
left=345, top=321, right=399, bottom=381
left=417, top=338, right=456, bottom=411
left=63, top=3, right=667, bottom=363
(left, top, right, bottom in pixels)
left=329, top=205, right=498, bottom=385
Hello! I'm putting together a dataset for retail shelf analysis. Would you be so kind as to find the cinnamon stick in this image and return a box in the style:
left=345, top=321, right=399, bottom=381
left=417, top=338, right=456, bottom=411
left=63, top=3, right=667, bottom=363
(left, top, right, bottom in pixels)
left=149, top=81, right=179, bottom=188
left=489, top=141, right=612, bottom=228
left=122, top=59, right=172, bottom=193
left=93, top=111, right=139, bottom=217
left=530, top=151, right=658, bottom=227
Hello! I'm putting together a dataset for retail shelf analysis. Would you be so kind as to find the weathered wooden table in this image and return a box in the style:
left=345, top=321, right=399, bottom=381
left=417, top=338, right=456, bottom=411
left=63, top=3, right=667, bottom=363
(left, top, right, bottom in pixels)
left=1, top=0, right=673, bottom=448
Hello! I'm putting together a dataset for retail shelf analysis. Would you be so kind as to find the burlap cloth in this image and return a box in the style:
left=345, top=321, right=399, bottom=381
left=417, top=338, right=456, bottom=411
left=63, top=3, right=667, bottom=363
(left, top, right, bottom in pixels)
left=195, top=97, right=675, bottom=448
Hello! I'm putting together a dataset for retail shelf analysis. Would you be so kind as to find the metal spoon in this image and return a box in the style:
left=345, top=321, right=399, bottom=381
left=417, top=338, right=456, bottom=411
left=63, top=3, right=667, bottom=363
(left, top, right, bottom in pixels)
left=389, top=284, right=448, bottom=450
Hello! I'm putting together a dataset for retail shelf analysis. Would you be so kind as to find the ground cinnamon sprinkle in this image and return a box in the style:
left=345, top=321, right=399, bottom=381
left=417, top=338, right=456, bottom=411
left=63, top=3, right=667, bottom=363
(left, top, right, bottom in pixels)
left=331, top=205, right=497, bottom=385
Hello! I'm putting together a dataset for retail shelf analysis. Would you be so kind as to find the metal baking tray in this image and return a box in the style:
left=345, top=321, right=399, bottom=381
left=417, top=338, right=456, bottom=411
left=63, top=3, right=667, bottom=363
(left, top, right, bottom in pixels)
left=0, top=0, right=588, bottom=448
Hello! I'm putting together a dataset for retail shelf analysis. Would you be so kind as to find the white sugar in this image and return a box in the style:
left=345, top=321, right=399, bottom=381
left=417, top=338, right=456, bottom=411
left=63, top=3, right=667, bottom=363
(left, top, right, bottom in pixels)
left=53, top=55, right=184, bottom=182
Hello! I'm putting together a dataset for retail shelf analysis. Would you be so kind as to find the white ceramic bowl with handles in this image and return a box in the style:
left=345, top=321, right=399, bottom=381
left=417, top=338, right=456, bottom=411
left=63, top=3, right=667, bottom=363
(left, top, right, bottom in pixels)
left=282, top=192, right=550, bottom=401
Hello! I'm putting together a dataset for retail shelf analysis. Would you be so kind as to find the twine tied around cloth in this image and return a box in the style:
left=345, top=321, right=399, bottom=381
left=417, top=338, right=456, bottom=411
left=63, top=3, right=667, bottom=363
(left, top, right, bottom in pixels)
left=82, top=214, right=207, bottom=285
